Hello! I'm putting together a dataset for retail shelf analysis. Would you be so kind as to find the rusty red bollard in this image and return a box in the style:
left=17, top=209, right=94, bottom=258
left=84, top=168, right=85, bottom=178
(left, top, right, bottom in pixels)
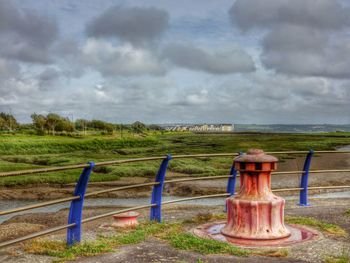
left=221, top=149, right=291, bottom=240
left=112, top=211, right=140, bottom=228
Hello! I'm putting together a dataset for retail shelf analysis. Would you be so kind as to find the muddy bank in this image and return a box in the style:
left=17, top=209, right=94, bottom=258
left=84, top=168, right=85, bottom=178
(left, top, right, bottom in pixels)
left=0, top=152, right=349, bottom=200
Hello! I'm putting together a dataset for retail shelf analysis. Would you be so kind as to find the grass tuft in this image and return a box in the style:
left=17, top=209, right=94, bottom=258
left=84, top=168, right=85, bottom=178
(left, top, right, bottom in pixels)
left=24, top=240, right=112, bottom=261
left=285, top=216, right=347, bottom=237
left=25, top=221, right=251, bottom=261
left=164, top=232, right=249, bottom=256
left=183, top=212, right=226, bottom=224
left=344, top=210, right=350, bottom=217
left=324, top=249, right=350, bottom=263
left=255, top=249, right=288, bottom=258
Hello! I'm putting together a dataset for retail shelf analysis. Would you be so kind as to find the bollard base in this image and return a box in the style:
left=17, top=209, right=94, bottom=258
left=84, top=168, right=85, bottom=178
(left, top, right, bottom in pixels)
left=193, top=221, right=319, bottom=248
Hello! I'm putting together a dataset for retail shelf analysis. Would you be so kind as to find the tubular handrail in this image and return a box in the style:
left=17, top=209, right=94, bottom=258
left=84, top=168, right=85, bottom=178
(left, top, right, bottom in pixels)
left=0, top=205, right=156, bottom=248
left=164, top=175, right=232, bottom=184
left=171, top=153, right=239, bottom=158
left=272, top=187, right=303, bottom=192
left=2, top=182, right=350, bottom=218
left=0, top=182, right=159, bottom=217
left=93, top=156, right=167, bottom=166
left=1, top=150, right=350, bottom=178
left=162, top=193, right=230, bottom=205
left=1, top=169, right=350, bottom=217
left=0, top=196, right=80, bottom=216
left=0, top=156, right=168, bottom=178
left=1, top=149, right=350, bottom=249
left=85, top=182, right=159, bottom=198
left=272, top=171, right=303, bottom=175
left=309, top=150, right=350, bottom=154
left=0, top=164, right=89, bottom=177
left=308, top=185, right=350, bottom=190
left=0, top=223, right=76, bottom=248
left=0, top=184, right=350, bottom=248
left=309, top=169, right=350, bottom=173
left=81, top=204, right=156, bottom=223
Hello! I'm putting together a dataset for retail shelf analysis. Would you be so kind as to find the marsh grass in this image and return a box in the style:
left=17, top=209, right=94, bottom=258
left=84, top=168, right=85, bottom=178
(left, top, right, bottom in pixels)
left=1, top=132, right=350, bottom=186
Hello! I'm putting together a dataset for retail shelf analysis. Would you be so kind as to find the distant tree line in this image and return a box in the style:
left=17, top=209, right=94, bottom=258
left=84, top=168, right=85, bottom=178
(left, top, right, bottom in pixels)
left=31, top=113, right=74, bottom=135
left=0, top=112, right=162, bottom=135
left=0, top=113, right=19, bottom=131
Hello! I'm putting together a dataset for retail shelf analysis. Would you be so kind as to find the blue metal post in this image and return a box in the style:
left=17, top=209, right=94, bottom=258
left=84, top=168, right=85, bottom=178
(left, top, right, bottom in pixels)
left=150, top=154, right=172, bottom=222
left=299, top=150, right=314, bottom=206
left=67, top=162, right=94, bottom=246
left=225, top=152, right=242, bottom=212
left=226, top=152, right=243, bottom=197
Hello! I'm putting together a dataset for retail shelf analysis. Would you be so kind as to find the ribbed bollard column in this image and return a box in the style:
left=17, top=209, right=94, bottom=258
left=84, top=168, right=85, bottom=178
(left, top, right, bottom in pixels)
left=221, top=149, right=291, bottom=240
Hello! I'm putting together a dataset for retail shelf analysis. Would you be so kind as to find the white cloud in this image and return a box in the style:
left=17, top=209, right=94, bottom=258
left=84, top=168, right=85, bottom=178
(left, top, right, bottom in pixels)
left=81, top=39, right=166, bottom=76
left=185, top=89, right=209, bottom=105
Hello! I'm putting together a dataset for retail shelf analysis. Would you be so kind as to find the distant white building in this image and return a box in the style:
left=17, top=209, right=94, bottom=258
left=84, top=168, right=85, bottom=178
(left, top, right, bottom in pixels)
left=165, top=124, right=234, bottom=132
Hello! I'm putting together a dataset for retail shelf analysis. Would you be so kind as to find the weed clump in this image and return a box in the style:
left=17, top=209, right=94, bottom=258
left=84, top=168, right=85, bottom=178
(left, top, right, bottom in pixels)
left=285, top=216, right=347, bottom=237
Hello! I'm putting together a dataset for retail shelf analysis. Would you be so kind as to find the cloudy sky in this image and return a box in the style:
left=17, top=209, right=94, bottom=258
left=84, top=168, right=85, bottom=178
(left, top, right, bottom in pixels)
left=1, top=0, right=350, bottom=124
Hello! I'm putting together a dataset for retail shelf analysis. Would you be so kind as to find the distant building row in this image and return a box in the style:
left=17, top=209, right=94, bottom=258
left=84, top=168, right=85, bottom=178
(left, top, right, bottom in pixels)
left=165, top=124, right=234, bottom=132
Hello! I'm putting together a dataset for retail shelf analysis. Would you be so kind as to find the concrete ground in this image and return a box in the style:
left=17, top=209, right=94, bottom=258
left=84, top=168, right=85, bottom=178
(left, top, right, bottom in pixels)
left=0, top=197, right=349, bottom=263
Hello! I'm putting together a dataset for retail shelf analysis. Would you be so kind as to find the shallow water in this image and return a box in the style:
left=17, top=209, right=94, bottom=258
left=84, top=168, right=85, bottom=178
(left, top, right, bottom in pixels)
left=337, top=145, right=350, bottom=151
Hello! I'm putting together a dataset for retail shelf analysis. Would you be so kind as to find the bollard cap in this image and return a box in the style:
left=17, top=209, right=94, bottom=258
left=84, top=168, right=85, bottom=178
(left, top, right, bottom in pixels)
left=235, top=149, right=278, bottom=163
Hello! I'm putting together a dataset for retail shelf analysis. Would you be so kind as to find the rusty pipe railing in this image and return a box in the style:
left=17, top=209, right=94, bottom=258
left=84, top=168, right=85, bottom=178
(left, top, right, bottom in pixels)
left=1, top=150, right=350, bottom=178
left=0, top=149, right=350, bottom=249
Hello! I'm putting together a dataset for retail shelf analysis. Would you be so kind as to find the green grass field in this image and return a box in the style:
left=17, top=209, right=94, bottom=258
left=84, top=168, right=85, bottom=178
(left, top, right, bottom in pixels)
left=1, top=132, right=350, bottom=186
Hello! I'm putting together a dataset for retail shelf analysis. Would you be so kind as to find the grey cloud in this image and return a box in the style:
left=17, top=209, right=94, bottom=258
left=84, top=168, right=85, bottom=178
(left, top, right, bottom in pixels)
left=230, top=0, right=350, bottom=31
left=262, top=25, right=326, bottom=52
left=0, top=58, right=19, bottom=77
left=52, top=40, right=87, bottom=78
left=0, top=0, right=59, bottom=64
left=230, top=0, right=350, bottom=79
left=261, top=26, right=350, bottom=78
left=86, top=6, right=169, bottom=46
left=162, top=43, right=255, bottom=74
left=251, top=74, right=330, bottom=100
left=214, top=74, right=350, bottom=123
left=37, top=68, right=61, bottom=90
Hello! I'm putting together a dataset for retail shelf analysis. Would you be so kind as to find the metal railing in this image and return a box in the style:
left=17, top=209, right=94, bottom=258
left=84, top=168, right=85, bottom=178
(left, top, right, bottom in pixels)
left=0, top=149, right=350, bottom=249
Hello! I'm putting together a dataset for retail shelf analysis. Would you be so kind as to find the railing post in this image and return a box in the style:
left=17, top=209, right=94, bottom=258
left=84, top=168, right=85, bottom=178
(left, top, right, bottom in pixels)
left=225, top=152, right=242, bottom=211
left=67, top=161, right=94, bottom=246
left=150, top=154, right=172, bottom=222
left=299, top=150, right=314, bottom=206
left=226, top=152, right=242, bottom=197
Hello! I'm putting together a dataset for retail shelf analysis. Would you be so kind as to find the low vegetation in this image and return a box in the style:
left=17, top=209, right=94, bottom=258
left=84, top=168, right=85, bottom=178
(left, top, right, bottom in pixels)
left=285, top=216, right=347, bottom=237
left=1, top=131, right=350, bottom=186
left=25, top=222, right=249, bottom=262
left=25, top=218, right=290, bottom=262
left=324, top=249, right=350, bottom=263
left=25, top=214, right=348, bottom=262
left=344, top=209, right=350, bottom=217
